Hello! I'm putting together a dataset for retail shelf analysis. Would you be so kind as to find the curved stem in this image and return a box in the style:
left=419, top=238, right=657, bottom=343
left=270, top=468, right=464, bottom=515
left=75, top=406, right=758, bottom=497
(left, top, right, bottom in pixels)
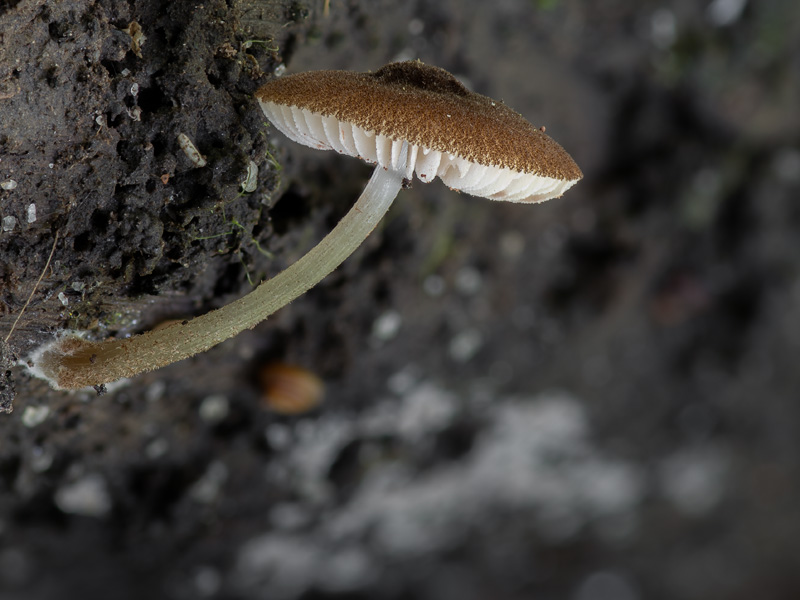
left=35, top=162, right=405, bottom=389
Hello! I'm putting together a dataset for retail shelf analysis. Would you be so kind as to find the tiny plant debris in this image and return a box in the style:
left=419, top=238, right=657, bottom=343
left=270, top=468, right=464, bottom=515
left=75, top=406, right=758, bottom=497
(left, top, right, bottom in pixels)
left=29, top=61, right=581, bottom=390
left=177, top=133, right=207, bottom=168
left=124, top=21, right=146, bottom=58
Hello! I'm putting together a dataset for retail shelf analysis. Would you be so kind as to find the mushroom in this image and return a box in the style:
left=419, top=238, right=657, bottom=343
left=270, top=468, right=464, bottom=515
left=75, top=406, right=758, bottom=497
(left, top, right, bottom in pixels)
left=31, top=60, right=581, bottom=390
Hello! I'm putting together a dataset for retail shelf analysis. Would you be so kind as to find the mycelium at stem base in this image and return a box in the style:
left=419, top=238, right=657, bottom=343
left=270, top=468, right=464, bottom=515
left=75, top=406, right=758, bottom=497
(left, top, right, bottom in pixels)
left=30, top=155, right=407, bottom=390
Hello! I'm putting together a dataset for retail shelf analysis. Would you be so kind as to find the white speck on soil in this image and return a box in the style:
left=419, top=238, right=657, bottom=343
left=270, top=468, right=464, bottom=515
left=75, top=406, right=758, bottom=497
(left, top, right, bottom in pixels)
left=371, top=310, right=402, bottom=342
left=658, top=444, right=730, bottom=516
left=145, top=437, right=170, bottom=460
left=54, top=473, right=112, bottom=518
left=407, top=18, right=424, bottom=35
left=269, top=503, right=312, bottom=531
left=189, top=461, right=228, bottom=504
left=423, top=274, right=446, bottom=296
left=650, top=8, right=677, bottom=48
left=454, top=266, right=483, bottom=295
left=192, top=565, right=222, bottom=597
left=394, top=382, right=457, bottom=442
left=707, top=0, right=748, bottom=26
left=773, top=148, right=800, bottom=183
left=21, top=405, right=49, bottom=427
left=386, top=364, right=422, bottom=395
left=448, top=328, right=483, bottom=362
left=241, top=160, right=258, bottom=193
left=30, top=447, right=54, bottom=472
left=236, top=535, right=374, bottom=599
left=499, top=230, right=526, bottom=259
left=198, top=394, right=230, bottom=423
left=264, top=423, right=293, bottom=451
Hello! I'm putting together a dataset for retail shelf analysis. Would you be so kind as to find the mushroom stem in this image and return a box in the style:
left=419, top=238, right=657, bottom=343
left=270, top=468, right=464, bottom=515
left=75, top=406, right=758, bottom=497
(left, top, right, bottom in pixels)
left=34, top=155, right=408, bottom=390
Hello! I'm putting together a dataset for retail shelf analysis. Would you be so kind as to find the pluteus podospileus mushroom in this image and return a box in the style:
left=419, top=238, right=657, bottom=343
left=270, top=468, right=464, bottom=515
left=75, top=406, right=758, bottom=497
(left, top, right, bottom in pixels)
left=31, top=60, right=581, bottom=390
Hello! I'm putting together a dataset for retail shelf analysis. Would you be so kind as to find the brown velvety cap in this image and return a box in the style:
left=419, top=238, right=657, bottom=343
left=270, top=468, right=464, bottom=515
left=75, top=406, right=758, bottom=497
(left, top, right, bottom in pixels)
left=256, top=61, right=582, bottom=182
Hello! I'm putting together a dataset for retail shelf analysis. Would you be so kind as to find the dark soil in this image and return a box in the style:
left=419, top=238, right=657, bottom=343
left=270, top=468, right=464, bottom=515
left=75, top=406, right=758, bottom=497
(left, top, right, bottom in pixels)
left=2, top=1, right=800, bottom=599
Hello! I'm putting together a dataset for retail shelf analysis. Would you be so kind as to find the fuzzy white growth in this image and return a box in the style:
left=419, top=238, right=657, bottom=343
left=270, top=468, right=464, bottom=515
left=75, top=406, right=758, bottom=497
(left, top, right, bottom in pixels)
left=259, top=100, right=579, bottom=203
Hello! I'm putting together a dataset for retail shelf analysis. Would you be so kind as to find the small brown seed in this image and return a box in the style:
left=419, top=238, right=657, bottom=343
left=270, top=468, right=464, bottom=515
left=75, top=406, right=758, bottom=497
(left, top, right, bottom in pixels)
left=260, top=363, right=324, bottom=415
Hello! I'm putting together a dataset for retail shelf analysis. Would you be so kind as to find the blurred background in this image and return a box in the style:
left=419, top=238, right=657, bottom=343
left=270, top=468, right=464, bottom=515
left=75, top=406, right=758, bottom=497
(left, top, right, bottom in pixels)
left=2, top=0, right=800, bottom=598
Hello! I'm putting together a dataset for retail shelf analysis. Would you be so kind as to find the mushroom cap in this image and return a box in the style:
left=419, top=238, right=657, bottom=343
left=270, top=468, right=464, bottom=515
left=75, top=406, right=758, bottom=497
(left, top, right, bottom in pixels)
left=256, top=61, right=582, bottom=203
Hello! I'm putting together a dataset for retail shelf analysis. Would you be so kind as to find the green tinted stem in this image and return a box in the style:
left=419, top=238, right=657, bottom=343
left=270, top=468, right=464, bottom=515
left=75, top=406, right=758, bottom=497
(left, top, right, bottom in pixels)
left=37, top=163, right=404, bottom=389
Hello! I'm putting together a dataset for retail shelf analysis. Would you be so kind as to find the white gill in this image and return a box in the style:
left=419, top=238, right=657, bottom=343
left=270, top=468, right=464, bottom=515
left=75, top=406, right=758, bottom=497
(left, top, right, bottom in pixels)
left=260, top=101, right=578, bottom=203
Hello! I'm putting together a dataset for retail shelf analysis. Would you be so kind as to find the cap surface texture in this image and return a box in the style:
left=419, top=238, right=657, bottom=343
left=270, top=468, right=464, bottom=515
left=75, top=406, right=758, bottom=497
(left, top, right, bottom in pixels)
left=256, top=61, right=582, bottom=203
